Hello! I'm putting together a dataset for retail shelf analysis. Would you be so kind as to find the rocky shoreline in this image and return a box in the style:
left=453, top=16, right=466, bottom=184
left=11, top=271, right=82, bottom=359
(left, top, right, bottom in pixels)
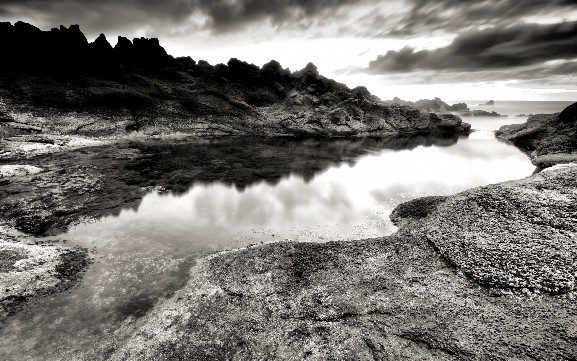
left=1, top=20, right=576, bottom=361
left=105, top=164, right=577, bottom=360
left=0, top=103, right=574, bottom=359
left=108, top=102, right=576, bottom=359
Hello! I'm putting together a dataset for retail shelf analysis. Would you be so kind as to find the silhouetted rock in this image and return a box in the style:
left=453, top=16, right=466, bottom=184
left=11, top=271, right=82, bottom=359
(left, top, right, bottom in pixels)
left=559, top=101, right=577, bottom=123
left=0, top=21, right=471, bottom=138
left=87, top=34, right=120, bottom=75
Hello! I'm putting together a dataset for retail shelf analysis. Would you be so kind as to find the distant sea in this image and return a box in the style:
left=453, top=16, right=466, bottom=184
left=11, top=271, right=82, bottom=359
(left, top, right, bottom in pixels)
left=453, top=100, right=574, bottom=117
left=449, top=100, right=575, bottom=131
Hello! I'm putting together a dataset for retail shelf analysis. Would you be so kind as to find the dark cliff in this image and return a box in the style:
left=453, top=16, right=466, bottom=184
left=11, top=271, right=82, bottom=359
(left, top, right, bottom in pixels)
left=0, top=22, right=471, bottom=137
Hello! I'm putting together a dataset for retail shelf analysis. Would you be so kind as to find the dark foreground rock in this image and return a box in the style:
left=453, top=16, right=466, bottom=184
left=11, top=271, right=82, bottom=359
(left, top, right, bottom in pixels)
left=105, top=165, right=577, bottom=360
left=496, top=102, right=577, bottom=168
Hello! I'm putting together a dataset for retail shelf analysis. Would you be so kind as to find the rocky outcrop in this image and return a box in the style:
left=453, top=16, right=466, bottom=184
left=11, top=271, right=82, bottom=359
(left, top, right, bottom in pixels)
left=387, top=97, right=505, bottom=118
left=496, top=102, right=577, bottom=168
left=395, top=166, right=577, bottom=293
left=0, top=22, right=470, bottom=138
left=459, top=110, right=506, bottom=117
left=108, top=165, right=577, bottom=360
left=387, top=97, right=469, bottom=113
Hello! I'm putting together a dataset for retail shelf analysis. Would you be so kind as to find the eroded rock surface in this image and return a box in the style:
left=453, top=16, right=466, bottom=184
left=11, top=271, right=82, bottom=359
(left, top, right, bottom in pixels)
left=397, top=167, right=577, bottom=294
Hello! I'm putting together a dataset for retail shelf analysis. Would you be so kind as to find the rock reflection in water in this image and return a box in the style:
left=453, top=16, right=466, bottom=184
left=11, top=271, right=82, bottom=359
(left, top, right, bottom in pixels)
left=0, top=132, right=534, bottom=360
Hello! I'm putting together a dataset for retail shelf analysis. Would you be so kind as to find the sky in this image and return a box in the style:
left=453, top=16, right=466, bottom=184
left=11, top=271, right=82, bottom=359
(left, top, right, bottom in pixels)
left=1, top=0, right=577, bottom=101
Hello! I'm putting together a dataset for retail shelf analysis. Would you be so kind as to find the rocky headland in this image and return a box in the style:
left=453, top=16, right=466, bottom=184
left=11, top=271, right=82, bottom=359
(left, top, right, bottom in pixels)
left=387, top=97, right=506, bottom=118
left=497, top=102, right=577, bottom=168
left=0, top=21, right=470, bottom=146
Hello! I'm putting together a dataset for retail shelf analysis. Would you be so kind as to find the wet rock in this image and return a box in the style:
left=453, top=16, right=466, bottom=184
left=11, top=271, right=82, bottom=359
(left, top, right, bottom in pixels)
left=0, top=226, right=90, bottom=322
left=389, top=195, right=446, bottom=226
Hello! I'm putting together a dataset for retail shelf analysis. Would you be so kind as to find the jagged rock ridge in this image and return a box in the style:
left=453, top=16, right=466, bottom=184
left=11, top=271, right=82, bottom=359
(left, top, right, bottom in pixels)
left=0, top=22, right=471, bottom=137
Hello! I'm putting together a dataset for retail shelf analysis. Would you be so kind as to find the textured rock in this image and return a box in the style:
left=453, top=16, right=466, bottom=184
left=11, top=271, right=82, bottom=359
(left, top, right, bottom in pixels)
left=0, top=165, right=42, bottom=178
left=399, top=166, right=577, bottom=293
left=497, top=102, right=577, bottom=168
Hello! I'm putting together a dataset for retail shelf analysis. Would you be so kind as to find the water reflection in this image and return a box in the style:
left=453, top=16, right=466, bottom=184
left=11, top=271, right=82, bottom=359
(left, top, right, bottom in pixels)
left=0, top=132, right=535, bottom=360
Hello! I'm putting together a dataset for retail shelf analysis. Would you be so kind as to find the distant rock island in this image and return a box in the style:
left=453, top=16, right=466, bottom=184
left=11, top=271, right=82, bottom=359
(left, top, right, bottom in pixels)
left=0, top=21, right=471, bottom=141
left=387, top=97, right=506, bottom=117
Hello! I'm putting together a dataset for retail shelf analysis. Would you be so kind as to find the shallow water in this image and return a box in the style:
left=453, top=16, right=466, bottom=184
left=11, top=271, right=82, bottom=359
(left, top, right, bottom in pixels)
left=0, top=124, right=537, bottom=359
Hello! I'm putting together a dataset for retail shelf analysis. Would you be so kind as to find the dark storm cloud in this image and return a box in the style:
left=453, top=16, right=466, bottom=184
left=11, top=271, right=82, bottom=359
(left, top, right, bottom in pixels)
left=195, top=0, right=361, bottom=30
left=0, top=0, right=360, bottom=35
left=388, top=0, right=577, bottom=36
left=368, top=21, right=577, bottom=73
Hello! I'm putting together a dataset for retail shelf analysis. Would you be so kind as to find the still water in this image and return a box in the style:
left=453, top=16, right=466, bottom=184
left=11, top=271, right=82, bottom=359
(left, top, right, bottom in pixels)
left=1, top=118, right=537, bottom=359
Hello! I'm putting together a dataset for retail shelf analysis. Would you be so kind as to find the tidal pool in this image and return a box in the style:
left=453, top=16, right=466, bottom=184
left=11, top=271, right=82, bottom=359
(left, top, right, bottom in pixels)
left=0, top=127, right=535, bottom=360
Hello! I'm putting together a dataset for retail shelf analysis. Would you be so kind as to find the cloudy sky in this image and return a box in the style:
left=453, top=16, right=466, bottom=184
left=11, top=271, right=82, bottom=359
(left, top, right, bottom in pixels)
left=1, top=0, right=577, bottom=101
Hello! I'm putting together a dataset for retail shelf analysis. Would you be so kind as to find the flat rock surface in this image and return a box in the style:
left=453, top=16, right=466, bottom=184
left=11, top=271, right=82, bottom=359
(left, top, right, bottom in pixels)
left=108, top=166, right=577, bottom=360
left=407, top=166, right=577, bottom=293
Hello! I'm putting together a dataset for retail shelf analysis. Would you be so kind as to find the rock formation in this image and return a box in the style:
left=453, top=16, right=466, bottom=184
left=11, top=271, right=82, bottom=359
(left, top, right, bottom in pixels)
left=0, top=22, right=471, bottom=138
left=104, top=102, right=577, bottom=360
left=496, top=102, right=577, bottom=168
left=387, top=97, right=505, bottom=117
